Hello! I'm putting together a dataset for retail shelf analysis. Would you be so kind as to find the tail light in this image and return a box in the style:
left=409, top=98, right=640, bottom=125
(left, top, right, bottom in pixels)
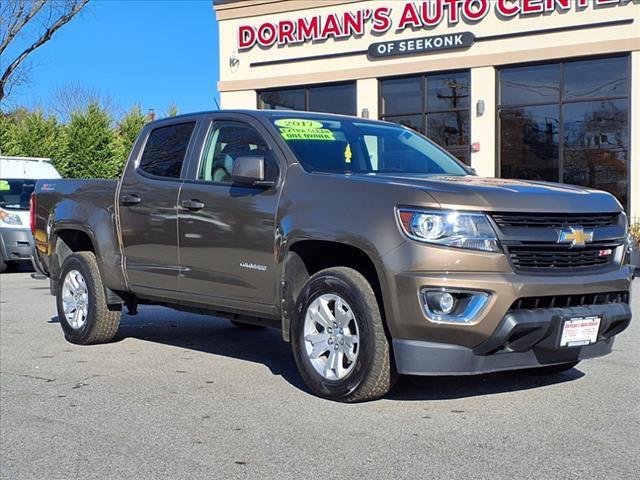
left=29, top=193, right=36, bottom=235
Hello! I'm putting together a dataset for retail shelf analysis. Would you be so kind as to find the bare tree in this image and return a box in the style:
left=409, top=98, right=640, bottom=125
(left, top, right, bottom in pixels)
left=49, top=81, right=121, bottom=122
left=0, top=0, right=89, bottom=103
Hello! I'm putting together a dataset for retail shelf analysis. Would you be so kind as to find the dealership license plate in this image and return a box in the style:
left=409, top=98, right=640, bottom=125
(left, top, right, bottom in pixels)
left=560, top=316, right=601, bottom=347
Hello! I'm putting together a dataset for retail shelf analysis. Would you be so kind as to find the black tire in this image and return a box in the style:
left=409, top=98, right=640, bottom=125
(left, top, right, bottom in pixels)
left=524, top=361, right=580, bottom=375
left=230, top=319, right=265, bottom=330
left=56, top=251, right=121, bottom=345
left=291, top=267, right=396, bottom=402
left=0, top=255, right=7, bottom=273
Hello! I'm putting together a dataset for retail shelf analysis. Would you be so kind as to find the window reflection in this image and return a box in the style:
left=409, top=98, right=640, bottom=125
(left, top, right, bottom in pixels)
left=258, top=83, right=356, bottom=116
left=500, top=106, right=559, bottom=182
left=258, top=89, right=305, bottom=110
left=382, top=114, right=424, bottom=134
left=427, top=72, right=470, bottom=111
left=380, top=71, right=471, bottom=164
left=499, top=56, right=630, bottom=211
left=427, top=111, right=469, bottom=147
left=381, top=77, right=422, bottom=116
left=308, top=83, right=357, bottom=116
left=563, top=99, right=629, bottom=208
left=500, top=64, right=560, bottom=106
left=564, top=57, right=629, bottom=100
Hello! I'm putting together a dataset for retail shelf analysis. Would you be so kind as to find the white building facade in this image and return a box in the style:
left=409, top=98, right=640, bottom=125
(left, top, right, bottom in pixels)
left=215, top=0, right=640, bottom=217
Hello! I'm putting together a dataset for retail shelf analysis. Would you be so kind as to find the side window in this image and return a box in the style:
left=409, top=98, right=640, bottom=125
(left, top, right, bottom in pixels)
left=198, top=121, right=277, bottom=184
left=139, top=122, right=196, bottom=178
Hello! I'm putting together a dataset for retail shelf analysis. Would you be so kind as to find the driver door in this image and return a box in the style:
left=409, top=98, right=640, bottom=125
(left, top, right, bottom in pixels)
left=177, top=117, right=281, bottom=309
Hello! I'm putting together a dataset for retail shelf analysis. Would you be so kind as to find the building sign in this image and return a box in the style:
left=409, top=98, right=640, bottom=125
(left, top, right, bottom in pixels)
left=368, top=32, right=475, bottom=59
left=237, top=0, right=633, bottom=51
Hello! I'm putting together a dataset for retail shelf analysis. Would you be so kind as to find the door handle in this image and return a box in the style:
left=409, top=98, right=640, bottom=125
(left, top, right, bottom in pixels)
left=121, top=194, right=141, bottom=206
left=180, top=199, right=205, bottom=211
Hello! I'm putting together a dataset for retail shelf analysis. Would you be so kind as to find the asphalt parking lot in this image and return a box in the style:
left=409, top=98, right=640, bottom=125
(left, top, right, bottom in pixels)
left=1, top=268, right=638, bottom=480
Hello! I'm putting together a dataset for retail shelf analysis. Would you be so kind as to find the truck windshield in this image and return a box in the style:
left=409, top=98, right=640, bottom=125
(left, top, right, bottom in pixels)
left=270, top=117, right=468, bottom=176
left=0, top=179, right=36, bottom=210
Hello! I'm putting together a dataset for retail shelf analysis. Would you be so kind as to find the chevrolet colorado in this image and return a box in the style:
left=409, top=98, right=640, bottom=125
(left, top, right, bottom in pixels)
left=31, top=110, right=634, bottom=402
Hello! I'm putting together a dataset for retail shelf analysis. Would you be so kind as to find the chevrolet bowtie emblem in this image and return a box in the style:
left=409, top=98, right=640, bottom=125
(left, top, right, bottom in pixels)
left=558, top=226, right=594, bottom=248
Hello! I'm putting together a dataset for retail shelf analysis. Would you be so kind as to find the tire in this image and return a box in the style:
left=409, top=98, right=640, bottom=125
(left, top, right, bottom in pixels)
left=291, top=267, right=396, bottom=402
left=0, top=255, right=7, bottom=273
left=56, top=251, right=121, bottom=345
left=230, top=319, right=265, bottom=330
left=524, top=361, right=580, bottom=375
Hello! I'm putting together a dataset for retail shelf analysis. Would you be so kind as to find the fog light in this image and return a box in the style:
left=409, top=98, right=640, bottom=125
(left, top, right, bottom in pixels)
left=421, top=288, right=490, bottom=324
left=428, top=292, right=456, bottom=315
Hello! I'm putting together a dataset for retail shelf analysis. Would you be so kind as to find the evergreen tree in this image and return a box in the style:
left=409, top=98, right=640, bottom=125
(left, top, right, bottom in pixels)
left=115, top=105, right=146, bottom=162
left=0, top=109, right=65, bottom=163
left=165, top=102, right=178, bottom=117
left=59, top=103, right=120, bottom=178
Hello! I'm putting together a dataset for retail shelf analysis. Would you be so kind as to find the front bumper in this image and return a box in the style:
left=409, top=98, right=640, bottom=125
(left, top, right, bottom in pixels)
left=393, top=302, right=631, bottom=375
left=382, top=238, right=634, bottom=348
left=0, top=227, right=33, bottom=262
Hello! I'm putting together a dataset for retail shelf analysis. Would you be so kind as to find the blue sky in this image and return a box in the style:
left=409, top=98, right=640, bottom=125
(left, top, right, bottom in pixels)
left=5, top=0, right=220, bottom=117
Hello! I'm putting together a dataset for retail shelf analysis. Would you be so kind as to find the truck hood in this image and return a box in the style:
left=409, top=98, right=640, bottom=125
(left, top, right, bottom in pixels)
left=350, top=174, right=623, bottom=213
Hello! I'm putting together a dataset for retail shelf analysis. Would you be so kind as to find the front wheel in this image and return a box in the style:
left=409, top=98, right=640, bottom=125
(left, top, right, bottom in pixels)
left=291, top=267, right=396, bottom=402
left=56, top=252, right=121, bottom=345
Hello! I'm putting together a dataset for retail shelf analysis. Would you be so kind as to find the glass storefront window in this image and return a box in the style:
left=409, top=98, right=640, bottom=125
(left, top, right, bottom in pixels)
left=380, top=71, right=471, bottom=164
left=382, top=114, right=424, bottom=134
left=426, top=111, right=470, bottom=147
left=500, top=64, right=560, bottom=106
left=499, top=56, right=630, bottom=211
left=258, top=82, right=356, bottom=116
left=308, top=83, right=357, bottom=116
left=564, top=57, right=629, bottom=101
left=500, top=105, right=559, bottom=182
left=381, top=77, right=422, bottom=116
left=427, top=72, right=470, bottom=111
left=258, top=89, right=305, bottom=110
left=563, top=99, right=629, bottom=205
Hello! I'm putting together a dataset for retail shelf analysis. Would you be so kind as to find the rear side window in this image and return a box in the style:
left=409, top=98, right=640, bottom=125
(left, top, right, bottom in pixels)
left=139, top=122, right=196, bottom=178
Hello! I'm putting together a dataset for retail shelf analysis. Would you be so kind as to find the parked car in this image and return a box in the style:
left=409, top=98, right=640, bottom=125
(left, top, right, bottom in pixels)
left=31, top=111, right=634, bottom=401
left=1, top=156, right=61, bottom=273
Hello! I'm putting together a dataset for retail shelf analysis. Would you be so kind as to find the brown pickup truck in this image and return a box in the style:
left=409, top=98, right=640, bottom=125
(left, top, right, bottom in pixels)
left=31, top=110, right=634, bottom=402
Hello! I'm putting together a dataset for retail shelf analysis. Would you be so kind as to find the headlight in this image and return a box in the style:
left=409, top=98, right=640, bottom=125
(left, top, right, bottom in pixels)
left=397, top=208, right=500, bottom=252
left=0, top=208, right=23, bottom=225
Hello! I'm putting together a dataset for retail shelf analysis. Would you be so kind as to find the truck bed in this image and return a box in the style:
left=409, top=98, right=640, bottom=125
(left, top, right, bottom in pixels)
left=33, top=178, right=126, bottom=291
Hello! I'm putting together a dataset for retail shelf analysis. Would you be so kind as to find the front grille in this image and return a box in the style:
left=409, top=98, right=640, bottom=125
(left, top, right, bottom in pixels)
left=508, top=243, right=618, bottom=270
left=508, top=291, right=629, bottom=312
left=491, top=212, right=619, bottom=229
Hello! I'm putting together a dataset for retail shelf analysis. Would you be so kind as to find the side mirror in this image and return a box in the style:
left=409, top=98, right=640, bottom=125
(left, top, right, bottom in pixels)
left=467, top=167, right=477, bottom=175
left=231, top=156, right=274, bottom=187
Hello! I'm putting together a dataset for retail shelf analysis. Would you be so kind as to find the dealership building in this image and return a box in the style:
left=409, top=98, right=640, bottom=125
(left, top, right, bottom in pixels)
left=214, top=0, right=639, bottom=218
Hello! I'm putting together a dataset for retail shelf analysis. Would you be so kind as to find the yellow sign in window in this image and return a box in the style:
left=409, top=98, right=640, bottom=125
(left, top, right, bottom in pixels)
left=275, top=118, right=336, bottom=141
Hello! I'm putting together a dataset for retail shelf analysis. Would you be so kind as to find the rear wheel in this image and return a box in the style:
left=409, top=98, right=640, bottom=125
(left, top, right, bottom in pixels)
left=56, top=252, right=121, bottom=345
left=0, top=255, right=6, bottom=273
left=525, top=361, right=580, bottom=375
left=291, top=267, right=396, bottom=402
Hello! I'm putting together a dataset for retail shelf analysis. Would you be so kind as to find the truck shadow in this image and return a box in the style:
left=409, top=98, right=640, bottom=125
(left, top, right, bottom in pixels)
left=388, top=368, right=584, bottom=401
left=115, top=307, right=308, bottom=391
left=107, top=306, right=583, bottom=401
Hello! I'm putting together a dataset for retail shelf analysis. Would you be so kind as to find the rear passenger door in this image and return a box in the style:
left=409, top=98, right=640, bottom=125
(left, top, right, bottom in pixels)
left=118, top=120, right=197, bottom=295
left=177, top=116, right=281, bottom=310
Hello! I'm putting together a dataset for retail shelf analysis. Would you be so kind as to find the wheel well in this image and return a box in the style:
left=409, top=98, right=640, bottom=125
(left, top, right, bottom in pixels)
left=282, top=240, right=385, bottom=340
left=53, top=229, right=95, bottom=280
